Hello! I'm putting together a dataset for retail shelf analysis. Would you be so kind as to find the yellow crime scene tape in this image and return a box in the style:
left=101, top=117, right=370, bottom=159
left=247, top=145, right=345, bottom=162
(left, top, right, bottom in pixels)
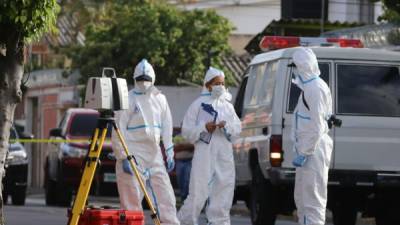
left=9, top=139, right=99, bottom=143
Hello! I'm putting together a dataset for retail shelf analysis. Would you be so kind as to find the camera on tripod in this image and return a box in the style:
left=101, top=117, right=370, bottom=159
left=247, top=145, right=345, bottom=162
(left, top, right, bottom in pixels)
left=84, top=67, right=129, bottom=111
left=327, top=115, right=342, bottom=129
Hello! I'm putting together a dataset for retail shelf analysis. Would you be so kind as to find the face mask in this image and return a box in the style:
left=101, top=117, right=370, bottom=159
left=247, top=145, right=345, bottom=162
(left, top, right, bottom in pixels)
left=211, top=85, right=226, bottom=98
left=291, top=71, right=304, bottom=90
left=136, top=81, right=152, bottom=92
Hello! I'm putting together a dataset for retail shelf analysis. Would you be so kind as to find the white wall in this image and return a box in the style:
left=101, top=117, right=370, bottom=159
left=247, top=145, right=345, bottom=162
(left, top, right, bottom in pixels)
left=329, top=0, right=360, bottom=23
left=178, top=0, right=281, bottom=35
left=216, top=2, right=281, bottom=35
left=328, top=0, right=383, bottom=24
left=374, top=1, right=383, bottom=23
left=158, top=86, right=238, bottom=127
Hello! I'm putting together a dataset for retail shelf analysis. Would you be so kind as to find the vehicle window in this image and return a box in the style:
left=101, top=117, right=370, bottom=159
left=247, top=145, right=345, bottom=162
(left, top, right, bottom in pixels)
left=9, top=128, right=17, bottom=140
left=336, top=64, right=400, bottom=116
left=69, top=114, right=112, bottom=137
left=257, top=60, right=278, bottom=107
left=287, top=63, right=330, bottom=113
left=59, top=114, right=67, bottom=128
left=234, top=76, right=248, bottom=118
left=244, top=63, right=266, bottom=107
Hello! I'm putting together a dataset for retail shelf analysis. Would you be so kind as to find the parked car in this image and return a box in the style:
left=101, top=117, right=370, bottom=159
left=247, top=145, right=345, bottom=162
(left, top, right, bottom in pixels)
left=233, top=37, right=400, bottom=225
left=3, top=126, right=31, bottom=205
left=44, top=108, right=117, bottom=206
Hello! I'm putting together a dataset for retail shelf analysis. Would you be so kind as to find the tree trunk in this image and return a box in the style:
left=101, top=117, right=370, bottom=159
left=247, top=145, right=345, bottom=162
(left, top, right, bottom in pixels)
left=0, top=34, right=24, bottom=224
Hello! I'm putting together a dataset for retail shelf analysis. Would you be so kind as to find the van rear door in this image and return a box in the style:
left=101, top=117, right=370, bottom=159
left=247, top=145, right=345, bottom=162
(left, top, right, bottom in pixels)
left=333, top=62, right=400, bottom=171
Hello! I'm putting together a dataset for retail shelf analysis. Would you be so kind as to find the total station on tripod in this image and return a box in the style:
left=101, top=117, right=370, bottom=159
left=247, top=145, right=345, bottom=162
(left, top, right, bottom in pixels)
left=84, top=67, right=129, bottom=111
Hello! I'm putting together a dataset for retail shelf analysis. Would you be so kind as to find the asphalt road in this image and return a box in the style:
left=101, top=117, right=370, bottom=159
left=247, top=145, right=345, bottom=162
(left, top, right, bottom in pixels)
left=3, top=193, right=375, bottom=225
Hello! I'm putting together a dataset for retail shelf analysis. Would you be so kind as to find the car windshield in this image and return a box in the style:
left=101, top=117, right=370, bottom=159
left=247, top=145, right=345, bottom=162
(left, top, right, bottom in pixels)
left=69, top=114, right=111, bottom=137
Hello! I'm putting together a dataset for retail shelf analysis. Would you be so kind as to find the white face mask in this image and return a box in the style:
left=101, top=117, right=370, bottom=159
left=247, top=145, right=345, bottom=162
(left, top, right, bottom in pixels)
left=136, top=81, right=152, bottom=92
left=211, top=85, right=226, bottom=98
left=291, top=68, right=304, bottom=90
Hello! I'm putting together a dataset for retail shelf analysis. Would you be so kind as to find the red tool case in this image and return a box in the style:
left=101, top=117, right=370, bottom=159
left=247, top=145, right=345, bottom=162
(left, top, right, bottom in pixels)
left=70, top=208, right=144, bottom=225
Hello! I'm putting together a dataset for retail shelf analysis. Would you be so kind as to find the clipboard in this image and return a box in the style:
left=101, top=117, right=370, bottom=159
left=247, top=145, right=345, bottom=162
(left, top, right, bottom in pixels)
left=198, top=103, right=218, bottom=144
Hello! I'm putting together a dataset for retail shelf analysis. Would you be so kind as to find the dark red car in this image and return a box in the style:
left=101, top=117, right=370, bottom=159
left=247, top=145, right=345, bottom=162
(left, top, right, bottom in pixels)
left=44, top=108, right=117, bottom=206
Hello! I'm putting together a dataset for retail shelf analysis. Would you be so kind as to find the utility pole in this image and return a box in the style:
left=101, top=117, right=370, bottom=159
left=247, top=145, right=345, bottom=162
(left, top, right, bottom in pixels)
left=320, top=0, right=325, bottom=35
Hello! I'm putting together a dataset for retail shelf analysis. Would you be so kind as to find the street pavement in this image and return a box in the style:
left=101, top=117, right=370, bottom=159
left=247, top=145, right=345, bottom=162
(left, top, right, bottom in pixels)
left=3, top=193, right=375, bottom=225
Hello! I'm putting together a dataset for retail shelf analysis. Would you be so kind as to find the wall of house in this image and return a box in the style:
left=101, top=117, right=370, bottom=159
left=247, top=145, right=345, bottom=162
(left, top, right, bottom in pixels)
left=328, top=0, right=383, bottom=24
left=216, top=3, right=281, bottom=35
left=229, top=34, right=254, bottom=55
left=178, top=0, right=281, bottom=35
left=24, top=84, right=80, bottom=188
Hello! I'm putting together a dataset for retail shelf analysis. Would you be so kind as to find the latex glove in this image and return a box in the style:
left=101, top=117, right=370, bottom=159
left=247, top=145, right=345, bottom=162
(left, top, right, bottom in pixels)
left=166, top=156, right=175, bottom=173
left=122, top=159, right=134, bottom=175
left=165, top=148, right=175, bottom=173
left=292, top=154, right=308, bottom=167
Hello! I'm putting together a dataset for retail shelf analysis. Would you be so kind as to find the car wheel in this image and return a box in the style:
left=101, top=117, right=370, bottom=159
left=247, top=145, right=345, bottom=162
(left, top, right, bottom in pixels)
left=55, top=176, right=72, bottom=207
left=56, top=186, right=72, bottom=207
left=249, top=164, right=277, bottom=225
left=375, top=188, right=400, bottom=225
left=45, top=166, right=58, bottom=206
left=55, top=163, right=73, bottom=207
left=11, top=186, right=26, bottom=206
left=331, top=188, right=357, bottom=225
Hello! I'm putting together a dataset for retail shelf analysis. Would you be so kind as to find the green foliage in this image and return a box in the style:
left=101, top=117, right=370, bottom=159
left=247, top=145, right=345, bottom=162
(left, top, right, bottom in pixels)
left=68, top=2, right=234, bottom=86
left=388, top=29, right=400, bottom=44
left=0, top=0, right=60, bottom=45
left=378, top=0, right=400, bottom=23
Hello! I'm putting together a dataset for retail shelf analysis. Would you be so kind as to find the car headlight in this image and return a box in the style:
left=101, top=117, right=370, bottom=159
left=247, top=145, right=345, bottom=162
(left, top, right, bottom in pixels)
left=7, top=148, right=28, bottom=166
left=61, top=143, right=87, bottom=158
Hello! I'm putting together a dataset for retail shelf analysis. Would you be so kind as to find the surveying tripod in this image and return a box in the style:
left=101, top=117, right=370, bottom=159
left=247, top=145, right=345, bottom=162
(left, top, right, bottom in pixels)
left=68, top=110, right=161, bottom=225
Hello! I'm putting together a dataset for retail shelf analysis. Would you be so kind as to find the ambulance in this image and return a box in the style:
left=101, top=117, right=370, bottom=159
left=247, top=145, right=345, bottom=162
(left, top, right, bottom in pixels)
left=233, top=36, right=400, bottom=225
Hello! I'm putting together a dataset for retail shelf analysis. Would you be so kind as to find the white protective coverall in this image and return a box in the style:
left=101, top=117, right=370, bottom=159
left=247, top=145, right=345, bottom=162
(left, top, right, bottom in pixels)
left=177, top=67, right=242, bottom=225
left=112, top=59, right=179, bottom=225
left=291, top=48, right=333, bottom=225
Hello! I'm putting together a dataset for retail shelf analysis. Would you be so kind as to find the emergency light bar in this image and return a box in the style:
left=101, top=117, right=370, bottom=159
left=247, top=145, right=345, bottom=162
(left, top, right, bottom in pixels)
left=259, top=36, right=364, bottom=51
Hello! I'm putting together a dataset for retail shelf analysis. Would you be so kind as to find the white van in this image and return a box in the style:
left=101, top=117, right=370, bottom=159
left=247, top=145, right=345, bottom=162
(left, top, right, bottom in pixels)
left=232, top=37, right=400, bottom=225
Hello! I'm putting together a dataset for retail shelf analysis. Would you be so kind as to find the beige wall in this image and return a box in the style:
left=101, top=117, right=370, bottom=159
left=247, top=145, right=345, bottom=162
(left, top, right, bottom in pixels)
left=228, top=34, right=253, bottom=55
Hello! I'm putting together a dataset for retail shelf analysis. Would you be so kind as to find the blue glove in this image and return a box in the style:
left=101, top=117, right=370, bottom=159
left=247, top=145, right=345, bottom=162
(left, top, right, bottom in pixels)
left=292, top=154, right=308, bottom=167
left=122, top=159, right=134, bottom=175
left=165, top=147, right=175, bottom=173
left=166, top=157, right=175, bottom=173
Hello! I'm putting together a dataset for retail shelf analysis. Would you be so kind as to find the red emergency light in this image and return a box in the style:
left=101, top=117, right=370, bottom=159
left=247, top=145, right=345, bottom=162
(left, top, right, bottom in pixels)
left=326, top=38, right=364, bottom=48
left=259, top=36, right=300, bottom=51
left=259, top=36, right=364, bottom=51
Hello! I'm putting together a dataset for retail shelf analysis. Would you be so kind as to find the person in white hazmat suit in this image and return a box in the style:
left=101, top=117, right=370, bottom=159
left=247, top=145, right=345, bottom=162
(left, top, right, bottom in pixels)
left=290, top=47, right=333, bottom=225
left=111, top=59, right=180, bottom=225
left=177, top=67, right=242, bottom=225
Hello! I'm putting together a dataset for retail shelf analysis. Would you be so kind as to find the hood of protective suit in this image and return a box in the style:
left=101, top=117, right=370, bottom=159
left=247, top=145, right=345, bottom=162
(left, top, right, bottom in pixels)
left=204, top=67, right=225, bottom=85
left=201, top=67, right=232, bottom=101
left=292, top=47, right=320, bottom=89
left=133, top=59, right=156, bottom=85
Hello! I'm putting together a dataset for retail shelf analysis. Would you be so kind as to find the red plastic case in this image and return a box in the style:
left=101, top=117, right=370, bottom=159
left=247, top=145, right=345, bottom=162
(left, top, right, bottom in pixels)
left=75, top=209, right=144, bottom=225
